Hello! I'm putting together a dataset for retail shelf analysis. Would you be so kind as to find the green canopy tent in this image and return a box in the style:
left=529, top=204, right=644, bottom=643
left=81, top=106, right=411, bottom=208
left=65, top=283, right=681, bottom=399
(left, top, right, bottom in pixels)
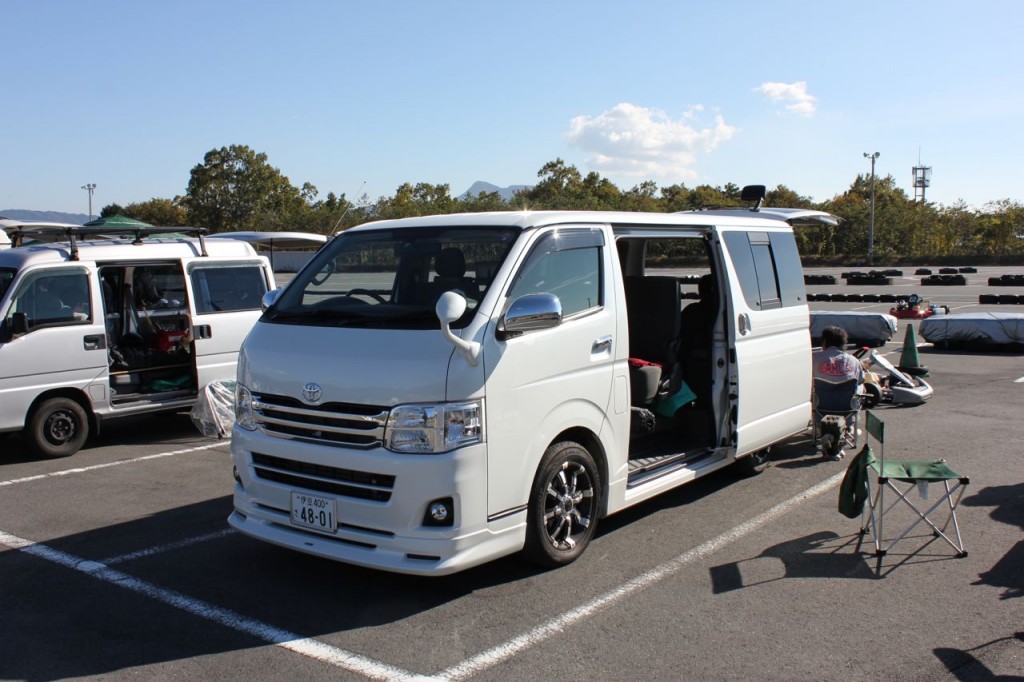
left=82, top=215, right=152, bottom=228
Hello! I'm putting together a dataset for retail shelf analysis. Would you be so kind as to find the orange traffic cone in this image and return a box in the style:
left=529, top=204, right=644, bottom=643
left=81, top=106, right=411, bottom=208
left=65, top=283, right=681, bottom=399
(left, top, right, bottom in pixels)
left=898, top=324, right=929, bottom=376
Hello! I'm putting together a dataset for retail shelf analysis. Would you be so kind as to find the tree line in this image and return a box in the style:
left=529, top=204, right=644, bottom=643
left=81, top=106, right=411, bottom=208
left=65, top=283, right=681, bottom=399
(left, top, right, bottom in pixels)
left=101, top=144, right=1024, bottom=263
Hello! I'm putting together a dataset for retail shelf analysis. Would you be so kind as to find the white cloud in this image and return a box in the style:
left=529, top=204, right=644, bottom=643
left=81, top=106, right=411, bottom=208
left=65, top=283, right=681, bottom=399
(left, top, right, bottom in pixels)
left=565, top=102, right=737, bottom=180
left=756, top=81, right=817, bottom=117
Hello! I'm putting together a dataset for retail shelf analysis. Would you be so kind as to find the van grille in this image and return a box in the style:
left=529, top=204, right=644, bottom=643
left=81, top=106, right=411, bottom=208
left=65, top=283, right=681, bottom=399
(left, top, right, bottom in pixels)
left=252, top=453, right=394, bottom=502
left=252, top=392, right=388, bottom=449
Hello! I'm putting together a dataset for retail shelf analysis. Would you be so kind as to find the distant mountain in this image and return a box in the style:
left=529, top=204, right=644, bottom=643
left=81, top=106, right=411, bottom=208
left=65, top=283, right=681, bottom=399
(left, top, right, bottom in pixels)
left=0, top=209, right=91, bottom=225
left=459, top=181, right=531, bottom=201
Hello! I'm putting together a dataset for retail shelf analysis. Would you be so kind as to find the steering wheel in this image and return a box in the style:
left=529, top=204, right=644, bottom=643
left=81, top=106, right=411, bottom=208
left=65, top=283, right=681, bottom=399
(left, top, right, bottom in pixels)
left=346, top=288, right=387, bottom=304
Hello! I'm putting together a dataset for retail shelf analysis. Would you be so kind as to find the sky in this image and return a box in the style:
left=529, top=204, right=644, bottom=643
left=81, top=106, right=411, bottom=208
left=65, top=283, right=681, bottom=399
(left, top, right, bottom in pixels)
left=3, top=0, right=1023, bottom=216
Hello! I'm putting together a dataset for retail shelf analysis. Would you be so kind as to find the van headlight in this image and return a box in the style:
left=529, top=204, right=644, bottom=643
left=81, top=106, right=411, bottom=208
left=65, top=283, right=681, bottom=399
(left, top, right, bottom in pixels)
left=385, top=400, right=483, bottom=453
left=235, top=384, right=258, bottom=431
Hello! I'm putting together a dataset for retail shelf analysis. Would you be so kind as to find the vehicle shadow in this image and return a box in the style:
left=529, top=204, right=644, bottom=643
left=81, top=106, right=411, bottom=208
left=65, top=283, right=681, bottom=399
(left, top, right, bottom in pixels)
left=0, top=493, right=551, bottom=680
left=1, top=411, right=213, bottom=464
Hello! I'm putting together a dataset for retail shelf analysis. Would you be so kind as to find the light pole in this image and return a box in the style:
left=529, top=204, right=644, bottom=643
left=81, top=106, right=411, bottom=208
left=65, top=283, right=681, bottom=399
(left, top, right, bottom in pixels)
left=863, top=153, right=879, bottom=265
left=81, top=183, right=97, bottom=221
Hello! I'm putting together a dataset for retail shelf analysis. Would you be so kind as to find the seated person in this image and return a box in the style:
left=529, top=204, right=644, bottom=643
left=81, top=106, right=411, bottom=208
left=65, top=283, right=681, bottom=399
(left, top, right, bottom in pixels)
left=813, top=325, right=865, bottom=387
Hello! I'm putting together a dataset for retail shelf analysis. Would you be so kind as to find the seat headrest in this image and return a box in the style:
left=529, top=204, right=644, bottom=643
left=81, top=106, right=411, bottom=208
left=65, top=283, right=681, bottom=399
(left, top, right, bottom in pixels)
left=435, top=248, right=466, bottom=278
left=698, top=273, right=716, bottom=300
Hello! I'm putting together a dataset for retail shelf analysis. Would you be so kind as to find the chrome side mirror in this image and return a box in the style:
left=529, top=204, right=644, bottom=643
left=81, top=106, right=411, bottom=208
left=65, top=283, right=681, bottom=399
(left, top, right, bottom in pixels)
left=261, top=288, right=282, bottom=311
left=501, top=293, right=562, bottom=335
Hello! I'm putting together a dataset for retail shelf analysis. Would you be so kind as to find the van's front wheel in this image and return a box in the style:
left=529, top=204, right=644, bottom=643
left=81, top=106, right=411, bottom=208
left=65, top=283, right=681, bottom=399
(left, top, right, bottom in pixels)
left=524, top=441, right=601, bottom=567
left=28, top=397, right=89, bottom=458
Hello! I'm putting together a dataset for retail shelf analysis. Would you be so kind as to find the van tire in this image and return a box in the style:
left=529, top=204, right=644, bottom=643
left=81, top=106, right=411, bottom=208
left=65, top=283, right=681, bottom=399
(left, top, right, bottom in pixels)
left=27, top=397, right=89, bottom=458
left=524, top=441, right=601, bottom=568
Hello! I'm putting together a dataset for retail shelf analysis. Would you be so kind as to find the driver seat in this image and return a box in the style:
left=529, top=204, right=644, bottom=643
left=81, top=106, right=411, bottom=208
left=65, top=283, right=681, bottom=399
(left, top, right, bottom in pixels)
left=429, top=248, right=479, bottom=302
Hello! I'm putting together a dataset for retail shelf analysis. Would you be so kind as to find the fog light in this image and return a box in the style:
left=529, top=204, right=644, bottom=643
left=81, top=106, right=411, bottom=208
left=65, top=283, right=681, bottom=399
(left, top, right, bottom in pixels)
left=423, top=497, right=454, bottom=527
left=429, top=503, right=448, bottom=522
left=232, top=466, right=241, bottom=483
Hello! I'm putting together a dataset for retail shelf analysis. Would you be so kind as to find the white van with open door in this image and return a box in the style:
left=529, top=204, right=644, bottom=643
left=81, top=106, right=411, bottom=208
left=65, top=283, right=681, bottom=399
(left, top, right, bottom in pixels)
left=230, top=198, right=819, bottom=575
left=0, top=226, right=275, bottom=457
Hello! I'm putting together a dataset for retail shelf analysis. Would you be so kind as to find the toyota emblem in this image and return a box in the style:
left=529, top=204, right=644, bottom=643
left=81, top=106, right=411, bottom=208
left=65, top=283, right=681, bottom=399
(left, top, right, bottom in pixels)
left=301, top=382, right=322, bottom=403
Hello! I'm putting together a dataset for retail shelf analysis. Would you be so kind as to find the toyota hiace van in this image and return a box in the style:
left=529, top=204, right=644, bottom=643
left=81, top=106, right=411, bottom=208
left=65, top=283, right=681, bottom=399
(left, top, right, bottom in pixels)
left=230, top=203, right=817, bottom=574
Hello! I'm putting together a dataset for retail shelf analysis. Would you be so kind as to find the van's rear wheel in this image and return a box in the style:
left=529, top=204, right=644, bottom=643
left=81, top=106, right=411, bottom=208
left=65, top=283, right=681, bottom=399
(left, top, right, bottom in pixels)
left=524, top=441, right=601, bottom=567
left=27, top=397, right=89, bottom=458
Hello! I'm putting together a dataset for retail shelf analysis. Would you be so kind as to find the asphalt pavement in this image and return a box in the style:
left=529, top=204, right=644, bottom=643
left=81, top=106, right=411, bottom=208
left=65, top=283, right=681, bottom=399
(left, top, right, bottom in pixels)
left=0, top=265, right=1021, bottom=680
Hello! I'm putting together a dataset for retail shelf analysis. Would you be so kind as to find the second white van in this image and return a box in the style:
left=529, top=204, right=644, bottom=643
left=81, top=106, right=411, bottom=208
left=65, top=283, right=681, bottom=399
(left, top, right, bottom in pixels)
left=0, top=227, right=274, bottom=457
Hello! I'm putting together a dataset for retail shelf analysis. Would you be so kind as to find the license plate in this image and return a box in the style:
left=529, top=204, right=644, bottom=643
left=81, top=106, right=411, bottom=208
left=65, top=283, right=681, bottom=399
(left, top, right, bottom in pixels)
left=290, top=491, right=336, bottom=533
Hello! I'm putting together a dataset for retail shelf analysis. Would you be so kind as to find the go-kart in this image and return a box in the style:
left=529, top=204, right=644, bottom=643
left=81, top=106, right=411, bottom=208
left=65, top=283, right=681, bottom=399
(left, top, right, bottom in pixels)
left=853, top=347, right=934, bottom=406
left=890, top=293, right=949, bottom=320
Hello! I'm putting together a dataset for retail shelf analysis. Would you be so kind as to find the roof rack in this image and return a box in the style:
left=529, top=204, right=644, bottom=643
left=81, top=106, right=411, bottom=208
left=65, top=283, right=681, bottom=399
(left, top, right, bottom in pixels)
left=7, top=226, right=209, bottom=260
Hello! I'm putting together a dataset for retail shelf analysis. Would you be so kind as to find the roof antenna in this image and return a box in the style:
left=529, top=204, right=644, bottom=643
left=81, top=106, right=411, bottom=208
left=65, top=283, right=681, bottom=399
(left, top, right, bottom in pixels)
left=332, top=180, right=367, bottom=233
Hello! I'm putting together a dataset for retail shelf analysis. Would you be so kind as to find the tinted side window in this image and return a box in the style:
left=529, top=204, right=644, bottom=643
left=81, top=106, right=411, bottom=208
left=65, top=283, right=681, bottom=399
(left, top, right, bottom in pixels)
left=769, top=231, right=806, bottom=307
left=508, top=230, right=604, bottom=317
left=190, top=265, right=268, bottom=314
left=723, top=230, right=803, bottom=310
left=722, top=231, right=761, bottom=309
left=750, top=233, right=781, bottom=310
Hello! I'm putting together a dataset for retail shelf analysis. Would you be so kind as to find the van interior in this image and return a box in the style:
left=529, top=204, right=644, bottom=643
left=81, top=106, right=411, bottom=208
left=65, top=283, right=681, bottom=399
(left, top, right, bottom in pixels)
left=100, top=262, right=196, bottom=404
left=616, top=236, right=724, bottom=482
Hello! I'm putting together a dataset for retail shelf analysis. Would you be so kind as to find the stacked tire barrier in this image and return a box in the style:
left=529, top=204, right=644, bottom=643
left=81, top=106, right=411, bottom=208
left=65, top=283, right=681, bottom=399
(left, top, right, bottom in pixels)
left=979, top=294, right=1024, bottom=304
left=922, top=273, right=967, bottom=285
left=806, top=268, right=1024, bottom=306
left=979, top=273, right=1024, bottom=303
left=842, top=271, right=893, bottom=285
left=988, top=274, right=1024, bottom=286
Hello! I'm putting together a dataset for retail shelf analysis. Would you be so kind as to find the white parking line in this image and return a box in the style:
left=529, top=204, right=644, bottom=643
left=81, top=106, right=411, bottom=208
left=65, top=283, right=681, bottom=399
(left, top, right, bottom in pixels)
left=1, top=469, right=847, bottom=680
left=1015, top=376, right=1024, bottom=383
left=0, top=443, right=227, bottom=487
left=0, top=529, right=423, bottom=681
left=436, top=470, right=847, bottom=681
left=102, top=528, right=237, bottom=565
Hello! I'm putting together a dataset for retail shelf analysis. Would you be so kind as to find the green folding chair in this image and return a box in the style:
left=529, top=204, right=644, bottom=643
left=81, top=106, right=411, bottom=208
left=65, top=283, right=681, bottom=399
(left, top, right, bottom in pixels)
left=859, top=410, right=969, bottom=558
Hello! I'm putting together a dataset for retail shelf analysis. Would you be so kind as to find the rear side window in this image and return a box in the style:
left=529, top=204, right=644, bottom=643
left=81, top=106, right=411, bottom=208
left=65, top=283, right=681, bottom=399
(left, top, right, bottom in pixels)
left=190, top=265, right=268, bottom=314
left=722, top=230, right=805, bottom=310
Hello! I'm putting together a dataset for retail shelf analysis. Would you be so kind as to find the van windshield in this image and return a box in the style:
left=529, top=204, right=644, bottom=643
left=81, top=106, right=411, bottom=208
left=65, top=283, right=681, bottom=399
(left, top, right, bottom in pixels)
left=266, top=226, right=520, bottom=329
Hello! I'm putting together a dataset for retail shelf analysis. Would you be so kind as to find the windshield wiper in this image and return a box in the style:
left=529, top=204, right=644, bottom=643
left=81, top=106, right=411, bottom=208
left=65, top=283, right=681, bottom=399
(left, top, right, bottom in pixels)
left=266, top=308, right=374, bottom=323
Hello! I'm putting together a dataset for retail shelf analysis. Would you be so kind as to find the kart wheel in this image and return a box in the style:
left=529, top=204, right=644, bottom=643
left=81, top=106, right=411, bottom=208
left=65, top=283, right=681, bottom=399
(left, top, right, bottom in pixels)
left=863, top=384, right=882, bottom=408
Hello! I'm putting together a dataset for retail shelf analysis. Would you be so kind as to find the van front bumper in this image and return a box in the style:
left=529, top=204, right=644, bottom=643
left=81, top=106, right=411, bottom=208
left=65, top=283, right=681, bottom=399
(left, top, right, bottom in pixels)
left=229, top=430, right=526, bottom=576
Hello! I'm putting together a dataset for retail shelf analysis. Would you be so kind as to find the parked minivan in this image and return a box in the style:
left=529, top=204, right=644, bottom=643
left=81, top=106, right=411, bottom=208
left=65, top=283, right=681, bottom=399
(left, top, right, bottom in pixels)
left=229, top=202, right=817, bottom=575
left=0, top=226, right=274, bottom=457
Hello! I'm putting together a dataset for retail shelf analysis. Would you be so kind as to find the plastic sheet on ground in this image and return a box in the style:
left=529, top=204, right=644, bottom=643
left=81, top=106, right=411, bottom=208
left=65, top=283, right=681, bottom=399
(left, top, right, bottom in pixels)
left=810, top=311, right=898, bottom=347
left=919, top=312, right=1024, bottom=347
left=190, top=379, right=237, bottom=438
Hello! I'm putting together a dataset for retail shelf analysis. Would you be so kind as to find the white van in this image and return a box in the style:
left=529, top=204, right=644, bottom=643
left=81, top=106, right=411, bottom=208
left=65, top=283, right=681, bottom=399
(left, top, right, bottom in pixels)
left=229, top=203, right=815, bottom=575
left=0, top=226, right=274, bottom=457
